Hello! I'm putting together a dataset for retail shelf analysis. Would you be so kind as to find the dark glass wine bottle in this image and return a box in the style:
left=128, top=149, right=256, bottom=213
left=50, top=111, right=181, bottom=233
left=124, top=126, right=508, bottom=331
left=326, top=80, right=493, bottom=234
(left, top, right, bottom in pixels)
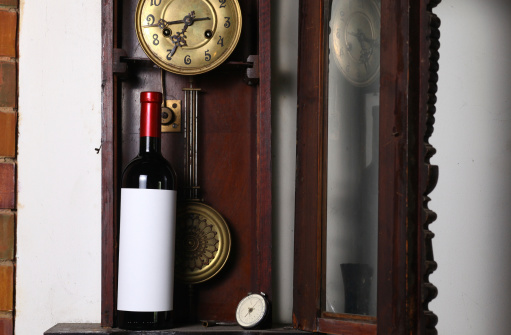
left=117, top=91, right=177, bottom=330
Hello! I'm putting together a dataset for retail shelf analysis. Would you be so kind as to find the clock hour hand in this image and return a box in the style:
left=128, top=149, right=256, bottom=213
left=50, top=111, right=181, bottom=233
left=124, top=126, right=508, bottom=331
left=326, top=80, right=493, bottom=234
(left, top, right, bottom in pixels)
left=168, top=33, right=187, bottom=60
left=167, top=11, right=198, bottom=60
left=180, top=16, right=211, bottom=28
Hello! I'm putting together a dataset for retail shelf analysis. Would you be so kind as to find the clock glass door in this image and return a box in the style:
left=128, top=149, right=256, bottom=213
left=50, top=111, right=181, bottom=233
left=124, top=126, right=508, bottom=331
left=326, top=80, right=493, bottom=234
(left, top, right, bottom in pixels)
left=325, top=0, right=380, bottom=318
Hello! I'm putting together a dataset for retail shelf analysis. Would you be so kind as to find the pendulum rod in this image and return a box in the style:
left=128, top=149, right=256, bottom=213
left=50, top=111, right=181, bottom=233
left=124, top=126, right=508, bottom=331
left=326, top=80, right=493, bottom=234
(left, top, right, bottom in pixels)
left=183, top=81, right=201, bottom=200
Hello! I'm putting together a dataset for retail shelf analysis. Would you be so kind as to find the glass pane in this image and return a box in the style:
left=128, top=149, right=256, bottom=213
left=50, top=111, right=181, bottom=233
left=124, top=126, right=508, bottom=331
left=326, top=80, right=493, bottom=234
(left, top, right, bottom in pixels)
left=325, top=0, right=380, bottom=317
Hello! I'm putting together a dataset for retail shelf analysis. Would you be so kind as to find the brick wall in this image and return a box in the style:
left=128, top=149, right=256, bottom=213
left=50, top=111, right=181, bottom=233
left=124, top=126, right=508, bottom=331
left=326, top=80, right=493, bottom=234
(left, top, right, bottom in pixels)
left=0, top=1, right=18, bottom=334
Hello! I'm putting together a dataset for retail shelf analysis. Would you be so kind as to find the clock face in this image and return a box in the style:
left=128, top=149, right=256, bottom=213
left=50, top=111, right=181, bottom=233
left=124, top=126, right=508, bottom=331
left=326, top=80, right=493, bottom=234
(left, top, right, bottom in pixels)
left=235, top=293, right=269, bottom=329
left=331, top=0, right=381, bottom=87
left=135, top=0, right=242, bottom=75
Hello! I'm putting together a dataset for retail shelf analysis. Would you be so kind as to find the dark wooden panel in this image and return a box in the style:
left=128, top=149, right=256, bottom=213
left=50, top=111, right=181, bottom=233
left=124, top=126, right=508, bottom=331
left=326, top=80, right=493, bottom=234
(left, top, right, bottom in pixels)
left=176, top=71, right=260, bottom=322
left=254, top=0, right=273, bottom=307
left=101, top=0, right=117, bottom=327
left=376, top=0, right=410, bottom=333
left=318, top=317, right=376, bottom=335
left=292, top=0, right=325, bottom=332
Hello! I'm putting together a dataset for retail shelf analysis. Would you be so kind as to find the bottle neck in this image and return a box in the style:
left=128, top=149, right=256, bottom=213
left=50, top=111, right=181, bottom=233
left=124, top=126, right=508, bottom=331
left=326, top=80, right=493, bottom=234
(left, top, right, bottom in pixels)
left=139, top=136, right=161, bottom=154
left=139, top=93, right=162, bottom=155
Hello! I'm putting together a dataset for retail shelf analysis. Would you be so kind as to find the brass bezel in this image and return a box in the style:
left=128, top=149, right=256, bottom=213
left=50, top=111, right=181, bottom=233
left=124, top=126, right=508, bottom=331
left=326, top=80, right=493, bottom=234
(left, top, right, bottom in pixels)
left=135, top=0, right=242, bottom=75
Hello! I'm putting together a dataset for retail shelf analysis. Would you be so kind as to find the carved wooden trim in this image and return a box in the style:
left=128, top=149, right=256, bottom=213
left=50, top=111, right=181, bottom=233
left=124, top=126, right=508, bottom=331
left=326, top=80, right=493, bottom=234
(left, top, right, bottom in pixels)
left=408, top=0, right=441, bottom=333
left=422, top=1, right=441, bottom=334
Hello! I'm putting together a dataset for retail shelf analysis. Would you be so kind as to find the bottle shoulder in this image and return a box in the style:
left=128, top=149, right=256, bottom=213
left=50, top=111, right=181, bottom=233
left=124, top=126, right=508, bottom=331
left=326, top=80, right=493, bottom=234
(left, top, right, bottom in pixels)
left=122, top=153, right=176, bottom=190
left=123, top=153, right=173, bottom=171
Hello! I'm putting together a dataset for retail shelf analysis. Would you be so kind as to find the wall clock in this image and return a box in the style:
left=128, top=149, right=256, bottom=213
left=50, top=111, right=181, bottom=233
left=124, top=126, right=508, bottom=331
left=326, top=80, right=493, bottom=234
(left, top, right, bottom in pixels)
left=135, top=0, right=242, bottom=75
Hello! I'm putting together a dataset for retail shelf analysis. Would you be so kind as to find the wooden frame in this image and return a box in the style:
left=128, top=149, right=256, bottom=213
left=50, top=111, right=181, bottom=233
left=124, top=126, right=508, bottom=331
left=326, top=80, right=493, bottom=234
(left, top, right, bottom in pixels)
left=101, top=0, right=272, bottom=328
left=293, top=0, right=441, bottom=334
left=101, top=0, right=118, bottom=326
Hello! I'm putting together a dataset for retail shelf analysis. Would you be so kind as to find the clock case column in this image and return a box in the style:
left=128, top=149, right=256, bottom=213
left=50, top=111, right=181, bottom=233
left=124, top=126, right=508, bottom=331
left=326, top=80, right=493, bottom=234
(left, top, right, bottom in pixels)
left=101, top=0, right=272, bottom=327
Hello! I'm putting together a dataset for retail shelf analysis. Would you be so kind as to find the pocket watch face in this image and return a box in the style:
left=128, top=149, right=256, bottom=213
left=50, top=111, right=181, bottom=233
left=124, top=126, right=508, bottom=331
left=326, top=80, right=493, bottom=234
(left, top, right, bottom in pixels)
left=135, top=0, right=242, bottom=75
left=235, top=293, right=270, bottom=329
left=331, top=0, right=380, bottom=87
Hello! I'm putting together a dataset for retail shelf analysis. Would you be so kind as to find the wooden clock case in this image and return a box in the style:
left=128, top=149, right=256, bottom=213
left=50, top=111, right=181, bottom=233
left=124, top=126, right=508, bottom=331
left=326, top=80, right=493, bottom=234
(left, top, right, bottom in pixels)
left=101, top=0, right=271, bottom=327
left=95, top=0, right=443, bottom=334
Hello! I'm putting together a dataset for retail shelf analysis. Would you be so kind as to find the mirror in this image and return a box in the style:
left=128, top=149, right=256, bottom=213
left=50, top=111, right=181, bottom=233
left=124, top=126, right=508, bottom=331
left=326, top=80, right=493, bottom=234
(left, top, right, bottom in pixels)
left=325, top=0, right=381, bottom=317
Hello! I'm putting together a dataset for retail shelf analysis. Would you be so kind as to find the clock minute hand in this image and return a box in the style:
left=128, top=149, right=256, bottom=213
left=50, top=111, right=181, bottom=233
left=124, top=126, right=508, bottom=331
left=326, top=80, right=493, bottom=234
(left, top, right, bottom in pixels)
left=179, top=16, right=210, bottom=26
left=142, top=17, right=211, bottom=28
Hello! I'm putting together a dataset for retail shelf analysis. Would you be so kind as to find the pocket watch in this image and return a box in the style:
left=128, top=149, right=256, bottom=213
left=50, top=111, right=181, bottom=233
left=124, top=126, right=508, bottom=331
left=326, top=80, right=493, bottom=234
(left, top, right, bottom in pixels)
left=135, top=0, right=242, bottom=75
left=235, top=292, right=271, bottom=329
left=331, top=0, right=380, bottom=87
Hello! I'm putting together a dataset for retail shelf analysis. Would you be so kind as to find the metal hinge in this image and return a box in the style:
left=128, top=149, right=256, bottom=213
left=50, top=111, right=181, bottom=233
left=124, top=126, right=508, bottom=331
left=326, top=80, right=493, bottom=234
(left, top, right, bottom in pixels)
left=244, top=55, right=259, bottom=86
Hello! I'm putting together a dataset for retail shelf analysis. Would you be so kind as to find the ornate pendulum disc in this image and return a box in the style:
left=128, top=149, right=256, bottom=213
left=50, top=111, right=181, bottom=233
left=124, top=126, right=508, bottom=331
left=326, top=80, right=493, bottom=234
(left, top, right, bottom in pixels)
left=175, top=201, right=231, bottom=284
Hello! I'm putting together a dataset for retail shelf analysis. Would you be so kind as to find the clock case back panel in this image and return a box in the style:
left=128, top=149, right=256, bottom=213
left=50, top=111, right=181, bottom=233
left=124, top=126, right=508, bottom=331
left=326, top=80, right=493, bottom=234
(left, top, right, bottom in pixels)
left=101, top=0, right=271, bottom=326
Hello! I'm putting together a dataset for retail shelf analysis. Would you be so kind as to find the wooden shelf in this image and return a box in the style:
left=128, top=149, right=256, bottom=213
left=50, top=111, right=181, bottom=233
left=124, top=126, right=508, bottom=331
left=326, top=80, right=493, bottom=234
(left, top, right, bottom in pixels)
left=45, top=323, right=308, bottom=335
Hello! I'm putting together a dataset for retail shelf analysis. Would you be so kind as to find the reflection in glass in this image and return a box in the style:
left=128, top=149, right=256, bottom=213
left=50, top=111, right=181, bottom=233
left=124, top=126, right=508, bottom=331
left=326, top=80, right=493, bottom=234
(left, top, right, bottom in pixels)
left=325, top=0, right=380, bottom=316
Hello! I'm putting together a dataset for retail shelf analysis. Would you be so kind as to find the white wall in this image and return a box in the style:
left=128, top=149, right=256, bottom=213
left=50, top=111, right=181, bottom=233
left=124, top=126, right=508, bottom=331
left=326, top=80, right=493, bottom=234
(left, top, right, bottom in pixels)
left=431, top=1, right=511, bottom=333
left=271, top=1, right=298, bottom=323
left=15, top=0, right=511, bottom=334
left=17, top=0, right=102, bottom=334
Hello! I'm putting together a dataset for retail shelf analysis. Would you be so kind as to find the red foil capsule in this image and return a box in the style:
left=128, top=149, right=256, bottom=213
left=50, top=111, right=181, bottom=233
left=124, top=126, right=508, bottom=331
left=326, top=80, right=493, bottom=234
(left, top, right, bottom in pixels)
left=140, top=91, right=162, bottom=138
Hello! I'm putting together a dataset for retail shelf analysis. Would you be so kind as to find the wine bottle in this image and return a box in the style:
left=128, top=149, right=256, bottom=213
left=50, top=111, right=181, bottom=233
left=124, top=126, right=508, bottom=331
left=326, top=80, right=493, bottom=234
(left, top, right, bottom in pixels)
left=117, top=91, right=177, bottom=330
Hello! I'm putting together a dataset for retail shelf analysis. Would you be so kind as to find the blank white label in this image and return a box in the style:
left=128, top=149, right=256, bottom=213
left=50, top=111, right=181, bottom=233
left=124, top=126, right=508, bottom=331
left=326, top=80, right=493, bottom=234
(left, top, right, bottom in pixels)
left=117, top=188, right=177, bottom=311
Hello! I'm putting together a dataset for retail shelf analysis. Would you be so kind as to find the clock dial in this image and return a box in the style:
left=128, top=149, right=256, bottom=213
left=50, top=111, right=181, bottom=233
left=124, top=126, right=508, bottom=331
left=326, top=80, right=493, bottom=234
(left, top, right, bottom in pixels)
left=332, top=0, right=380, bottom=87
left=235, top=293, right=270, bottom=329
left=135, top=0, right=242, bottom=75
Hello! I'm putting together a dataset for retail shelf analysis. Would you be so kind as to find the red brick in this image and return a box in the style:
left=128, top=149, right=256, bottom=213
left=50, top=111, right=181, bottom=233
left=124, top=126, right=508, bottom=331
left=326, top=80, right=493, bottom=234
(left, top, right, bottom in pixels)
left=0, top=62, right=16, bottom=108
left=0, top=163, right=15, bottom=209
left=0, top=112, right=16, bottom=157
left=0, top=11, right=17, bottom=58
left=0, top=262, right=13, bottom=311
left=0, top=314, right=13, bottom=335
left=0, top=0, right=17, bottom=7
left=0, top=213, right=14, bottom=260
